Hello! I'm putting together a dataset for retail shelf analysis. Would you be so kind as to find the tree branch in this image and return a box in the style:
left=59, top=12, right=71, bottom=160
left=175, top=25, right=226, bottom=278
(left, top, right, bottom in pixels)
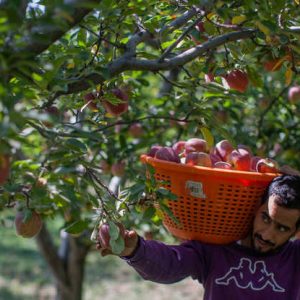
left=14, top=0, right=100, bottom=57
left=35, top=223, right=71, bottom=294
left=53, top=28, right=256, bottom=98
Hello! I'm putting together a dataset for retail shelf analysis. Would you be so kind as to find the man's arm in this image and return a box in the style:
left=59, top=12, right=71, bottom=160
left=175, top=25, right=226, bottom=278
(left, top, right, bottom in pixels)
left=122, top=237, right=205, bottom=284
left=96, top=224, right=205, bottom=284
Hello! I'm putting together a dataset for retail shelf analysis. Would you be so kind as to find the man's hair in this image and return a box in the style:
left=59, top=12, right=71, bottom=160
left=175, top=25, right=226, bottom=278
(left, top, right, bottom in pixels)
left=262, top=175, right=300, bottom=209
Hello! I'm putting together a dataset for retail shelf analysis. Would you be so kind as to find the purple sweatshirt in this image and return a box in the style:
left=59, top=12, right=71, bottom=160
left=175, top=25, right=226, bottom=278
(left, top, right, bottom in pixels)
left=123, top=237, right=300, bottom=299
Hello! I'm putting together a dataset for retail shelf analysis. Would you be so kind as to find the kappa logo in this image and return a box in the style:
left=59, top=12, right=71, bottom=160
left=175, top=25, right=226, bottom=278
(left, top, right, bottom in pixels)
left=215, top=258, right=285, bottom=292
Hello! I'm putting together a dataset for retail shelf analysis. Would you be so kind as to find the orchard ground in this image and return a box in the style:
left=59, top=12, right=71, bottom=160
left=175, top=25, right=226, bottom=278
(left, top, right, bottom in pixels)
left=0, top=214, right=203, bottom=300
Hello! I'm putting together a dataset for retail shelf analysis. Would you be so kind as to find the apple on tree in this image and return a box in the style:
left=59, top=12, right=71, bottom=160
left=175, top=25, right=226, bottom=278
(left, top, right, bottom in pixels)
left=111, top=161, right=126, bottom=177
left=129, top=123, right=143, bottom=138
left=15, top=210, right=43, bottom=238
left=190, top=21, right=208, bottom=45
left=84, top=92, right=98, bottom=111
left=223, top=69, right=249, bottom=93
left=204, top=73, right=214, bottom=84
left=100, top=160, right=111, bottom=174
left=263, top=58, right=283, bottom=72
left=288, top=86, right=300, bottom=104
left=0, top=154, right=10, bottom=185
left=43, top=106, right=60, bottom=128
left=102, top=87, right=130, bottom=117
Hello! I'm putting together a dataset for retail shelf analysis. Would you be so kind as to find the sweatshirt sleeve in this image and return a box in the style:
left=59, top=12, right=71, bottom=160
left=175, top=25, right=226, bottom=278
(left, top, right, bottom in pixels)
left=122, top=237, right=208, bottom=284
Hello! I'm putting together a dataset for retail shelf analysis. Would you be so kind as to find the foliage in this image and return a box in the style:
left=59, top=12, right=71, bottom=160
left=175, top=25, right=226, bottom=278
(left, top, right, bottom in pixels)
left=0, top=0, right=300, bottom=240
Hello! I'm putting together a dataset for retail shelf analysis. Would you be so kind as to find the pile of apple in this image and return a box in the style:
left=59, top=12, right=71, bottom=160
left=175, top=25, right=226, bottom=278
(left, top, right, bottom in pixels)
left=147, top=138, right=280, bottom=173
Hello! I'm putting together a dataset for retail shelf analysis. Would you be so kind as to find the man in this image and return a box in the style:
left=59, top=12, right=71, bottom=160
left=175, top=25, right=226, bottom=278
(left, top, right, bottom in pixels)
left=97, top=175, right=300, bottom=299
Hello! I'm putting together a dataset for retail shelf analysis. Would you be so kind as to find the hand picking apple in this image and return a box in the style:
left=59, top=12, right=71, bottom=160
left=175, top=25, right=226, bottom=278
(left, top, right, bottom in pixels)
left=96, top=223, right=139, bottom=257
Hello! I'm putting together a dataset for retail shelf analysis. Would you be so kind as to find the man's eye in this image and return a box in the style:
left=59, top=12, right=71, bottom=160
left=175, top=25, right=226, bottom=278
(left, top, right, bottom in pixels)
left=278, top=226, right=288, bottom=233
left=262, top=214, right=270, bottom=223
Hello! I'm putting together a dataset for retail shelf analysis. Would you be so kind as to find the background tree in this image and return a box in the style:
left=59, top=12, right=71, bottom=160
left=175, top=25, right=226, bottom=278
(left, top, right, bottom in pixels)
left=1, top=0, right=300, bottom=299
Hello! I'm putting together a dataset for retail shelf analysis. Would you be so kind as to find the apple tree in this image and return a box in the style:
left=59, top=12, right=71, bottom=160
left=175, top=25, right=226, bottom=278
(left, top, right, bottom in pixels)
left=1, top=0, right=300, bottom=299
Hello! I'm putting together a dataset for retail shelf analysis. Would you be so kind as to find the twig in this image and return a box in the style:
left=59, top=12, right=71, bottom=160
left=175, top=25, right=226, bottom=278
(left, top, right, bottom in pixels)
left=159, top=15, right=205, bottom=62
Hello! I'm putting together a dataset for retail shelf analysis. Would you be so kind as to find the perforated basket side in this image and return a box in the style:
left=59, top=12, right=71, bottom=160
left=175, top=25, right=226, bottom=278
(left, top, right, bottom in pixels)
left=140, top=154, right=279, bottom=244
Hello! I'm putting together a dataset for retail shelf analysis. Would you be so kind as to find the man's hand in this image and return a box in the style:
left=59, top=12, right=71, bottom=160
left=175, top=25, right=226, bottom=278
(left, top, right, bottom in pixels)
left=96, top=223, right=139, bottom=257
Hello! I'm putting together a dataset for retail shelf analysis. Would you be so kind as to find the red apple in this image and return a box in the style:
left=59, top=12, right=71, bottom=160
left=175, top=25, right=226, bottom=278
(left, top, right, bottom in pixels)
left=228, top=148, right=251, bottom=171
left=102, top=88, right=129, bottom=117
left=98, top=222, right=125, bottom=248
left=0, top=155, right=10, bottom=185
left=288, top=86, right=300, bottom=104
left=111, top=161, right=126, bottom=177
left=100, top=160, right=111, bottom=174
left=15, top=210, right=43, bottom=238
left=43, top=106, right=60, bottom=128
left=190, top=21, right=208, bottom=44
left=258, top=97, right=270, bottom=110
left=223, top=69, right=249, bottom=93
left=196, top=21, right=206, bottom=33
left=147, top=145, right=162, bottom=158
left=250, top=156, right=263, bottom=172
left=114, top=123, right=122, bottom=134
left=215, top=110, right=229, bottom=123
left=263, top=59, right=282, bottom=72
left=185, top=152, right=212, bottom=167
left=214, top=161, right=232, bottom=170
left=155, top=147, right=180, bottom=163
left=215, top=140, right=234, bottom=161
left=172, top=141, right=186, bottom=156
left=209, top=151, right=222, bottom=165
left=204, top=73, right=214, bottom=83
left=237, top=144, right=253, bottom=157
left=84, top=92, right=98, bottom=111
left=129, top=123, right=143, bottom=138
left=185, top=138, right=208, bottom=153
left=256, top=158, right=279, bottom=173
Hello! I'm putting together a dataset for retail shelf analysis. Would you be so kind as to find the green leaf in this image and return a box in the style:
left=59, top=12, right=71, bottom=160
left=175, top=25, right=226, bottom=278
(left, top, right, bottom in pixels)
left=108, top=221, right=120, bottom=241
left=65, top=138, right=87, bottom=153
left=200, top=126, right=214, bottom=150
left=110, top=234, right=125, bottom=255
left=142, top=206, right=156, bottom=220
left=157, top=187, right=169, bottom=195
left=64, top=220, right=89, bottom=234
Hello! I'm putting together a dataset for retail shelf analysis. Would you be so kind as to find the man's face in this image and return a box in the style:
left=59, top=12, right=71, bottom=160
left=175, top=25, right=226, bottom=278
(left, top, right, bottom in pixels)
left=251, top=195, right=300, bottom=254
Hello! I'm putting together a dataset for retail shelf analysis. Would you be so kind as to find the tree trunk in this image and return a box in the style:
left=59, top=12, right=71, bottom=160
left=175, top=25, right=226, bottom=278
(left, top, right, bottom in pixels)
left=35, top=224, right=91, bottom=300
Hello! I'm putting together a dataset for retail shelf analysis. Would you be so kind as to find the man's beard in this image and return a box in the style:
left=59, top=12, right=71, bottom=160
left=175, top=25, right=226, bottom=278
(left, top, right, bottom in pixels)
left=250, top=233, right=288, bottom=256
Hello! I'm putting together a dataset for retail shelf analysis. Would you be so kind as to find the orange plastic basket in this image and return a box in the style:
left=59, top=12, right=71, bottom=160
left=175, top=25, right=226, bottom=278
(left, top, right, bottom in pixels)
left=140, top=154, right=279, bottom=244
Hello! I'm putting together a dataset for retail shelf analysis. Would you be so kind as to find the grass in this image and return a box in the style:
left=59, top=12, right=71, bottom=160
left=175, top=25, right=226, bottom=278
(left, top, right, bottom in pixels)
left=0, top=212, right=203, bottom=300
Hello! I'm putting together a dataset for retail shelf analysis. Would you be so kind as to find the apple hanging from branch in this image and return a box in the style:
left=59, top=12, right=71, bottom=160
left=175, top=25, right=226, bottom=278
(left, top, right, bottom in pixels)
left=0, top=154, right=10, bottom=185
left=223, top=69, right=249, bottom=93
left=288, top=86, right=300, bottom=104
left=15, top=210, right=43, bottom=238
left=102, top=87, right=130, bottom=117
